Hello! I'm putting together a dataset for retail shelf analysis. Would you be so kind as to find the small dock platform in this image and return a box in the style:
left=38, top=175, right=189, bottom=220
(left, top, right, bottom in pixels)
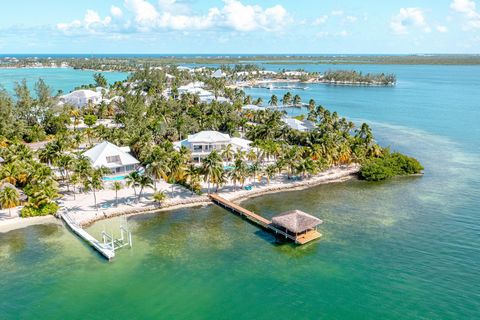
left=59, top=211, right=115, bottom=260
left=209, top=194, right=322, bottom=245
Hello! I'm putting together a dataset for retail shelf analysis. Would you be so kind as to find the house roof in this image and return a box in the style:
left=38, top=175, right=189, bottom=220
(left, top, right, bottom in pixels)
left=212, top=69, right=226, bottom=78
left=187, top=131, right=231, bottom=144
left=83, top=141, right=139, bottom=169
left=62, top=89, right=101, bottom=100
left=230, top=137, right=252, bottom=150
left=282, top=117, right=308, bottom=131
left=242, top=104, right=264, bottom=111
left=0, top=156, right=4, bottom=163
left=272, top=210, right=323, bottom=233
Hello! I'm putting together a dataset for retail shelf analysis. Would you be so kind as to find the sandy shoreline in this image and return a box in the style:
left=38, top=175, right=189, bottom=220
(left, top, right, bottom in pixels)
left=0, top=165, right=360, bottom=232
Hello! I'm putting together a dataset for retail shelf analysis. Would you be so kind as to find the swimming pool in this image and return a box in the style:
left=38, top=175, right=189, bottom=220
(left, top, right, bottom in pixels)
left=103, top=175, right=127, bottom=181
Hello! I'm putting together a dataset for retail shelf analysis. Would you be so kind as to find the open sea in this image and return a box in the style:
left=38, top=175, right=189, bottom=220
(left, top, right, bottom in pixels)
left=0, top=63, right=479, bottom=319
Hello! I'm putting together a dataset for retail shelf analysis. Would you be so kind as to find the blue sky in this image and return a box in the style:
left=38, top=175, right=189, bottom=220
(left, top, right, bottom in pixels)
left=1, top=0, right=479, bottom=53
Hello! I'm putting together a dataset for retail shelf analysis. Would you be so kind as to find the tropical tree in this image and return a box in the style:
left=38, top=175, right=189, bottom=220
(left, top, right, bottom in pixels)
left=268, top=94, right=278, bottom=107
left=293, top=94, right=302, bottom=107
left=137, top=175, right=153, bottom=202
left=84, top=168, right=105, bottom=209
left=0, top=186, right=20, bottom=217
left=282, top=92, right=292, bottom=106
left=201, top=150, right=223, bottom=194
left=112, top=181, right=123, bottom=207
left=153, top=191, right=167, bottom=206
left=125, top=171, right=141, bottom=197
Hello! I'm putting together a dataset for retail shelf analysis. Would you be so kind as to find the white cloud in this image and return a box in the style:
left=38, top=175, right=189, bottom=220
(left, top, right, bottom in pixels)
left=390, top=8, right=430, bottom=35
left=313, top=15, right=328, bottom=26
left=331, top=10, right=344, bottom=16
left=58, top=0, right=289, bottom=34
left=345, top=15, right=358, bottom=23
left=111, top=6, right=123, bottom=17
left=450, top=0, right=480, bottom=29
left=57, top=9, right=112, bottom=34
left=436, top=25, right=448, bottom=32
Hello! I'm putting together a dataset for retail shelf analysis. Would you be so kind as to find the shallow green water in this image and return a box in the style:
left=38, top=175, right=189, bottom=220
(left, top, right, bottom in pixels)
left=1, top=65, right=479, bottom=319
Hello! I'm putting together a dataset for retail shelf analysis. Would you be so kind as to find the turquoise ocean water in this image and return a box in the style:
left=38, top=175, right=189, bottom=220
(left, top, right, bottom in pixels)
left=0, top=68, right=128, bottom=94
left=0, top=64, right=479, bottom=319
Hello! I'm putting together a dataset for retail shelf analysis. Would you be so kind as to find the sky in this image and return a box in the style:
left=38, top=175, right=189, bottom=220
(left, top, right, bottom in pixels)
left=1, top=0, right=479, bottom=54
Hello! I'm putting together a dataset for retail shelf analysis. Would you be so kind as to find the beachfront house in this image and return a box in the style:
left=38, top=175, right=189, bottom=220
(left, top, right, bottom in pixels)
left=83, top=141, right=140, bottom=175
left=177, top=82, right=229, bottom=104
left=212, top=69, right=226, bottom=78
left=174, top=131, right=252, bottom=163
left=282, top=117, right=316, bottom=132
left=242, top=104, right=265, bottom=112
left=60, top=89, right=103, bottom=108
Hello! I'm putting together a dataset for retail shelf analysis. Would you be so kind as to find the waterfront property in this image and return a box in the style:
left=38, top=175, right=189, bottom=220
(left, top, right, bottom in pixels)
left=83, top=141, right=140, bottom=175
left=60, top=89, right=103, bottom=108
left=282, top=116, right=316, bottom=132
left=209, top=194, right=322, bottom=245
left=242, top=104, right=265, bottom=111
left=174, top=131, right=252, bottom=163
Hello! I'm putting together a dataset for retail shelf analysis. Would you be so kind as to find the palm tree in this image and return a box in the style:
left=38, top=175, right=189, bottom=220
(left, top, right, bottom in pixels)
left=147, top=160, right=168, bottom=191
left=153, top=191, right=167, bottom=207
left=0, top=186, right=20, bottom=217
left=222, top=144, right=234, bottom=163
left=268, top=94, right=278, bottom=107
left=265, top=164, right=277, bottom=185
left=112, top=182, right=123, bottom=207
left=201, top=150, right=223, bottom=194
left=293, top=94, right=302, bottom=107
left=125, top=171, right=141, bottom=198
left=85, top=168, right=105, bottom=209
left=282, top=92, right=292, bottom=106
left=308, top=99, right=316, bottom=111
left=137, top=175, right=153, bottom=202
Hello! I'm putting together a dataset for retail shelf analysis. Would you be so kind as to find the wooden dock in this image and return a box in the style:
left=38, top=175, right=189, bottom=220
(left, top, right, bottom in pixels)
left=209, top=194, right=321, bottom=245
left=59, top=211, right=115, bottom=260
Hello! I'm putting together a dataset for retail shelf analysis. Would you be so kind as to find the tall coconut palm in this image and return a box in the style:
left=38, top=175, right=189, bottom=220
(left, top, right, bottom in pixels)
left=153, top=191, right=167, bottom=207
left=125, top=171, right=141, bottom=198
left=222, top=144, right=234, bottom=163
left=293, top=94, right=302, bottom=107
left=201, top=150, right=223, bottom=194
left=112, top=181, right=123, bottom=207
left=0, top=186, right=20, bottom=217
left=85, top=168, right=105, bottom=209
left=137, top=175, right=153, bottom=202
left=268, top=95, right=278, bottom=107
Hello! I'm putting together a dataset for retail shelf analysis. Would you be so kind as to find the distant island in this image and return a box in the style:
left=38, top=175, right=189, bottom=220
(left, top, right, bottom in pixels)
left=318, top=70, right=396, bottom=86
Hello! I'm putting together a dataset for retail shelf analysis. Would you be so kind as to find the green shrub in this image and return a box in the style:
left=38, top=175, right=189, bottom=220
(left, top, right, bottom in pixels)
left=21, top=202, right=59, bottom=217
left=360, top=152, right=423, bottom=181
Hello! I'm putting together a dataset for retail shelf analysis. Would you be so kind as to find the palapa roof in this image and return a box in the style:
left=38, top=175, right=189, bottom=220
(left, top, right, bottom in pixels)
left=83, top=141, right=139, bottom=169
left=272, top=210, right=323, bottom=233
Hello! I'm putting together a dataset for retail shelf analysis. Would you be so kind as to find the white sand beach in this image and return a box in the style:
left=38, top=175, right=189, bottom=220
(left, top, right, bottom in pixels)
left=0, top=164, right=360, bottom=232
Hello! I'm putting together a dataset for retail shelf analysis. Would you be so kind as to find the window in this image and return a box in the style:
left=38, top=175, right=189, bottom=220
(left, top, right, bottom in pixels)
left=106, top=155, right=121, bottom=164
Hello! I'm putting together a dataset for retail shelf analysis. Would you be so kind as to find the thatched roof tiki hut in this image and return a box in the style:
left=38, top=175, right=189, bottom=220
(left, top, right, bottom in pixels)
left=271, top=210, right=323, bottom=244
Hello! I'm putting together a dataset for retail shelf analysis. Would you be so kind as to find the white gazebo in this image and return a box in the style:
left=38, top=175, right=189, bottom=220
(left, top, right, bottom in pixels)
left=83, top=141, right=140, bottom=175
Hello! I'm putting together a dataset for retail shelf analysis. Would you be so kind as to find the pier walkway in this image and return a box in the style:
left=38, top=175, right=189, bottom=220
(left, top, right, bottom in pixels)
left=59, top=211, right=115, bottom=260
left=209, top=194, right=321, bottom=245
